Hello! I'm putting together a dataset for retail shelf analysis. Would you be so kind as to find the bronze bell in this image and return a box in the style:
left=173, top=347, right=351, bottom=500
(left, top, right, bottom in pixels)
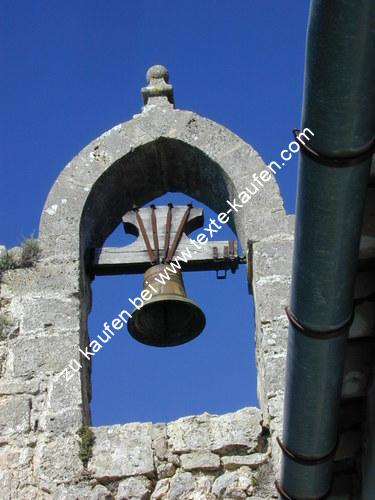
left=128, top=264, right=206, bottom=347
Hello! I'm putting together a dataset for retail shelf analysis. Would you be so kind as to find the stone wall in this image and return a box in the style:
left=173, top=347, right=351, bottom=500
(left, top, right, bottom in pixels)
left=0, top=334, right=275, bottom=500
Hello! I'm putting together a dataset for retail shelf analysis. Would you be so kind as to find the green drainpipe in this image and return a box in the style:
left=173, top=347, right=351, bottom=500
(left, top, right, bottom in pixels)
left=278, top=1, right=375, bottom=498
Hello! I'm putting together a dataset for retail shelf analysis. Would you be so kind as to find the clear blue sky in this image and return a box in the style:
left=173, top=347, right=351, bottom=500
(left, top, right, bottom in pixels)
left=1, top=1, right=309, bottom=425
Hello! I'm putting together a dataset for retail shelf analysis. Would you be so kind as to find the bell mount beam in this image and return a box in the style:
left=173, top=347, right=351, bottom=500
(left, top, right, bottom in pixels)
left=89, top=204, right=245, bottom=277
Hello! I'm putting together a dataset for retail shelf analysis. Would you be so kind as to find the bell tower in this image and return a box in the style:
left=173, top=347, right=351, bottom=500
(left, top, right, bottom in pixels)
left=0, top=65, right=294, bottom=498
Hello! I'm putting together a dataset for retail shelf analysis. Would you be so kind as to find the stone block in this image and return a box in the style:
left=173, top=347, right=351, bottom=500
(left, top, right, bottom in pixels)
left=0, top=347, right=8, bottom=378
left=151, top=478, right=170, bottom=500
left=117, top=476, right=152, bottom=500
left=90, top=423, right=154, bottom=480
left=0, top=262, right=80, bottom=299
left=11, top=335, right=79, bottom=378
left=156, top=461, right=175, bottom=479
left=256, top=316, right=289, bottom=349
left=52, top=484, right=112, bottom=500
left=46, top=372, right=82, bottom=413
left=260, top=350, right=287, bottom=397
left=180, top=451, right=220, bottom=471
left=0, top=440, right=35, bottom=497
left=151, top=423, right=168, bottom=459
left=212, top=468, right=254, bottom=499
left=252, top=239, right=293, bottom=279
left=221, top=453, right=269, bottom=470
left=0, top=378, right=40, bottom=396
left=33, top=434, right=83, bottom=485
left=0, top=395, right=30, bottom=435
left=19, top=296, right=80, bottom=333
left=244, top=212, right=293, bottom=245
left=41, top=408, right=82, bottom=434
left=167, top=407, right=262, bottom=455
left=168, top=472, right=195, bottom=500
left=253, top=277, right=291, bottom=324
left=167, top=413, right=211, bottom=453
left=18, top=486, right=49, bottom=500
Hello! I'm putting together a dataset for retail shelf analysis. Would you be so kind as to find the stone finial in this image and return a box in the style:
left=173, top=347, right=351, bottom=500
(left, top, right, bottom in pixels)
left=142, top=64, right=174, bottom=106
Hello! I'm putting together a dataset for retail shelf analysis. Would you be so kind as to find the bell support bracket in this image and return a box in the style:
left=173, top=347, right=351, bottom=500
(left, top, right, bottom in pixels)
left=90, top=204, right=244, bottom=276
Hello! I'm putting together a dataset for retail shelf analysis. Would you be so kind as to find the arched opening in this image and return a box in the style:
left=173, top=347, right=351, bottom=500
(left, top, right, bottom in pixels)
left=79, top=138, right=242, bottom=253
left=89, top=192, right=257, bottom=425
left=76, top=138, right=281, bottom=425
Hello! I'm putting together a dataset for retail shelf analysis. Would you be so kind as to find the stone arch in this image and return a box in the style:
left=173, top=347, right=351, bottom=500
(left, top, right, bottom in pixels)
left=40, top=109, right=286, bottom=260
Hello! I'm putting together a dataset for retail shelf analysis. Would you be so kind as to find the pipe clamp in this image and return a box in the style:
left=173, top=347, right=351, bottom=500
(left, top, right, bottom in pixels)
left=293, top=128, right=375, bottom=167
left=275, top=480, right=330, bottom=500
left=285, top=307, right=353, bottom=339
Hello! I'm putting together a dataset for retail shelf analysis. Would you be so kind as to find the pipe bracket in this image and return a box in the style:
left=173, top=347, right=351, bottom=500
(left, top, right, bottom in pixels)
left=285, top=307, right=353, bottom=339
left=276, top=436, right=337, bottom=466
left=275, top=480, right=330, bottom=500
left=293, top=128, right=375, bottom=167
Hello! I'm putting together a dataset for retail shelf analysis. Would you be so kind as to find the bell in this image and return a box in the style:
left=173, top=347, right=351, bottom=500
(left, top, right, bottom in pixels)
left=128, top=264, right=206, bottom=347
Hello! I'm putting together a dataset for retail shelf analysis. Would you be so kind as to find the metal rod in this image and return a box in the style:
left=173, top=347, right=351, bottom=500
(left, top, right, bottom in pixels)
left=163, top=203, right=173, bottom=262
left=150, top=204, right=159, bottom=264
left=134, top=207, right=155, bottom=264
left=166, top=204, right=192, bottom=262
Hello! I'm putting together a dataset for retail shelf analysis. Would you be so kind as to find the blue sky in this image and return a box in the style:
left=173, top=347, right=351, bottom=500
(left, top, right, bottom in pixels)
left=1, top=1, right=310, bottom=425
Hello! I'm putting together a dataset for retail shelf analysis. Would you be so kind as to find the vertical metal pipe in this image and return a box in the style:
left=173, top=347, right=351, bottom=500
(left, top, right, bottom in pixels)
left=279, top=1, right=375, bottom=497
left=363, top=376, right=375, bottom=497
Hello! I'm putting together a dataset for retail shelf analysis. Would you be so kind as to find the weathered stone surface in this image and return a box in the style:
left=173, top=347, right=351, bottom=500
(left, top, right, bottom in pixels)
left=212, top=468, right=255, bottom=499
left=41, top=407, right=82, bottom=434
left=0, top=347, right=8, bottom=378
left=19, top=296, right=79, bottom=333
left=156, top=460, right=176, bottom=479
left=259, top=349, right=287, bottom=398
left=45, top=373, right=82, bottom=413
left=256, top=317, right=289, bottom=353
left=0, top=440, right=34, bottom=497
left=253, top=277, right=291, bottom=324
left=90, top=424, right=154, bottom=480
left=0, top=262, right=80, bottom=298
left=19, top=486, right=50, bottom=500
left=252, top=239, right=293, bottom=278
left=151, top=478, right=170, bottom=500
left=180, top=451, right=220, bottom=471
left=167, top=407, right=262, bottom=455
left=168, top=472, right=195, bottom=500
left=0, top=467, right=11, bottom=496
left=117, top=476, right=152, bottom=500
left=52, top=483, right=113, bottom=500
left=221, top=453, right=269, bottom=470
left=33, top=434, right=83, bottom=486
left=267, top=393, right=284, bottom=423
left=0, top=313, right=18, bottom=343
left=11, top=335, right=79, bottom=378
left=0, top=378, right=40, bottom=396
left=165, top=451, right=180, bottom=467
left=152, top=423, right=168, bottom=459
left=91, top=485, right=115, bottom=500
left=0, top=395, right=30, bottom=435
